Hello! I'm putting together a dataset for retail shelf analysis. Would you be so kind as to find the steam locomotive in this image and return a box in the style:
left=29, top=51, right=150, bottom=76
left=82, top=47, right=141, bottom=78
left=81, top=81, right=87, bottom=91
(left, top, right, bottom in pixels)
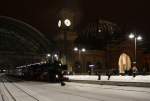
left=7, top=61, right=68, bottom=82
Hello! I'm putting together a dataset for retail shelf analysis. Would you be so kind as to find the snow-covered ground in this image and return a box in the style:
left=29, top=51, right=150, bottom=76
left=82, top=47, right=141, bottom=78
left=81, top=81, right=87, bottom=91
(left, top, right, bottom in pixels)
left=1, top=73, right=150, bottom=101
left=15, top=81, right=150, bottom=101
left=65, top=75, right=150, bottom=82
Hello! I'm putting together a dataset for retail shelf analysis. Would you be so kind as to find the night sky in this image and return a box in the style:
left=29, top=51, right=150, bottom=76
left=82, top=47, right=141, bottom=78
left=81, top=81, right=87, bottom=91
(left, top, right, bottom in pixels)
left=0, top=0, right=150, bottom=38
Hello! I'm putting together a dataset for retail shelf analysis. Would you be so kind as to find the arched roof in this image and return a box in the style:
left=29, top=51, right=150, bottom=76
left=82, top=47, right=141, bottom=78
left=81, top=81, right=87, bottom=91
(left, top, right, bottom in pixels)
left=0, top=16, right=53, bottom=54
left=0, top=16, right=54, bottom=68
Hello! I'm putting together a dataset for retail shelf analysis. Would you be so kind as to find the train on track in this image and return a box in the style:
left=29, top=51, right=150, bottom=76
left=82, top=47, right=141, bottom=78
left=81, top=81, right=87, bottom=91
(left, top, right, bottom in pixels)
left=6, top=61, right=69, bottom=82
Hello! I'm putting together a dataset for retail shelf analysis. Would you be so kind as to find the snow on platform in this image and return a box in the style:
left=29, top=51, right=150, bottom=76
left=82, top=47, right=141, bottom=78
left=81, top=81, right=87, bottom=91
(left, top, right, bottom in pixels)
left=65, top=75, right=150, bottom=83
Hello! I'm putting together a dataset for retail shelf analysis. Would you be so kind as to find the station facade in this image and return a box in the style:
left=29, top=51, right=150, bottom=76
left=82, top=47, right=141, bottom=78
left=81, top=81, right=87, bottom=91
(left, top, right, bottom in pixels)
left=55, top=18, right=150, bottom=74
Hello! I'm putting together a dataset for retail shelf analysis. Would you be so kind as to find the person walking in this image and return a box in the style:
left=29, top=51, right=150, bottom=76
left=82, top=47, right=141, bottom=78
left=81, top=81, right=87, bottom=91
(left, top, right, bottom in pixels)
left=59, top=71, right=65, bottom=86
left=106, top=71, right=111, bottom=80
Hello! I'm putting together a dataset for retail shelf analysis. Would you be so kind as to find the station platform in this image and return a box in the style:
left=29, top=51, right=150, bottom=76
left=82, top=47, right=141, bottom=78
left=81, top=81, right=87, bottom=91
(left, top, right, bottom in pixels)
left=65, top=75, right=150, bottom=87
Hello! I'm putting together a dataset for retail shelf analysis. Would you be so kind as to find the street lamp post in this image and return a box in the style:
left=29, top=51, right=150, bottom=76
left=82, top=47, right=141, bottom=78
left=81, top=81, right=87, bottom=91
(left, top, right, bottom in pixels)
left=58, top=19, right=71, bottom=65
left=129, top=33, right=142, bottom=66
left=74, top=47, right=86, bottom=73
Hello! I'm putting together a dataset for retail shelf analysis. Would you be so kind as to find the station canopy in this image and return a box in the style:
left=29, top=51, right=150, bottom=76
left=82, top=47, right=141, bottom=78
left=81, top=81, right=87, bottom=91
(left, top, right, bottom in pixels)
left=0, top=16, right=54, bottom=69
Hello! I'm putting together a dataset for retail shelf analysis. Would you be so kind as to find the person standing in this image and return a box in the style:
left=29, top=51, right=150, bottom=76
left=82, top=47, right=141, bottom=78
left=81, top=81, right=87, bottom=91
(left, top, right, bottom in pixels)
left=132, top=65, right=138, bottom=77
left=97, top=72, right=101, bottom=80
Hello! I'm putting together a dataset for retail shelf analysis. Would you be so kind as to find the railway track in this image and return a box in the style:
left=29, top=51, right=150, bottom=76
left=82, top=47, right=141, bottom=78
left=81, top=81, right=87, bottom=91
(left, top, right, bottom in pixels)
left=0, top=77, right=39, bottom=101
left=0, top=86, right=5, bottom=101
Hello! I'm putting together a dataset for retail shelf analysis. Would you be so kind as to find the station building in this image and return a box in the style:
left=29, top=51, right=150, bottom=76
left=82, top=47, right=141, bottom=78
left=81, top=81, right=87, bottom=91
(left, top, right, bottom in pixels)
left=55, top=18, right=150, bottom=74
